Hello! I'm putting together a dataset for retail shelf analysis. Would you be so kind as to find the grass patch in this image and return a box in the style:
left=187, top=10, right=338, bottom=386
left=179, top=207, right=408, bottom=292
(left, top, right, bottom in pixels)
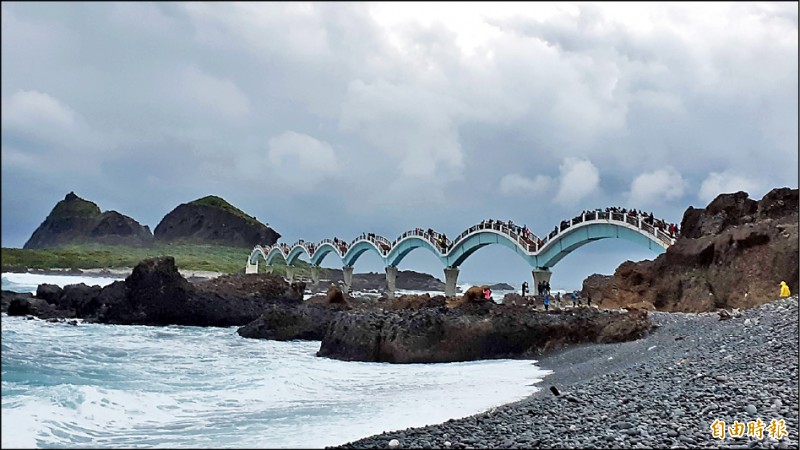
left=2, top=243, right=313, bottom=277
left=188, top=195, right=263, bottom=227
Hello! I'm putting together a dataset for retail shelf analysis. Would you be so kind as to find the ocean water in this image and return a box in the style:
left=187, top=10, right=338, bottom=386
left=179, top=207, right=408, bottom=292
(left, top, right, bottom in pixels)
left=2, top=274, right=552, bottom=448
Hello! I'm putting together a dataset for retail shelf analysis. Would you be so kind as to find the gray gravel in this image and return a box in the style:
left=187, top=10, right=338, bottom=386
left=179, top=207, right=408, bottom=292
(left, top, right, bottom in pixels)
left=335, top=297, right=799, bottom=449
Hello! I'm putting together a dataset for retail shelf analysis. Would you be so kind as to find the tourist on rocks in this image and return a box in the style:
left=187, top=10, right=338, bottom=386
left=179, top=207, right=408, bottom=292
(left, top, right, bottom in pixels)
left=522, top=281, right=529, bottom=297
left=483, top=287, right=492, bottom=301
left=780, top=281, right=791, bottom=297
left=545, top=281, right=551, bottom=295
left=587, top=293, right=592, bottom=307
left=571, top=291, right=578, bottom=308
left=543, top=294, right=550, bottom=311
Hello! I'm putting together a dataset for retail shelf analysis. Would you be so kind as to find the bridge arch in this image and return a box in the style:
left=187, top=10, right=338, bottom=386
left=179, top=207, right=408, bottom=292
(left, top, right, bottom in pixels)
left=286, top=244, right=313, bottom=265
left=265, top=246, right=289, bottom=265
left=309, top=242, right=343, bottom=266
left=385, top=235, right=447, bottom=267
left=248, top=245, right=268, bottom=265
left=342, top=239, right=388, bottom=267
left=248, top=209, right=677, bottom=296
left=445, top=229, right=537, bottom=268
left=536, top=219, right=667, bottom=268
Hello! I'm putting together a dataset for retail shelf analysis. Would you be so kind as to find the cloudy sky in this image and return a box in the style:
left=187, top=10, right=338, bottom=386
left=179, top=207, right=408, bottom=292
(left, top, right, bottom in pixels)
left=2, top=2, right=797, bottom=289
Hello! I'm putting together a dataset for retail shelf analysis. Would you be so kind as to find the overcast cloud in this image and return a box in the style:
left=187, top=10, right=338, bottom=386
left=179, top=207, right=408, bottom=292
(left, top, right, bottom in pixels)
left=2, top=2, right=797, bottom=289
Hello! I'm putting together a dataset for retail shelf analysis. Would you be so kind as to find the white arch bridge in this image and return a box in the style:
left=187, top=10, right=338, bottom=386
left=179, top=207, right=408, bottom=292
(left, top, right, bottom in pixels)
left=246, top=210, right=677, bottom=298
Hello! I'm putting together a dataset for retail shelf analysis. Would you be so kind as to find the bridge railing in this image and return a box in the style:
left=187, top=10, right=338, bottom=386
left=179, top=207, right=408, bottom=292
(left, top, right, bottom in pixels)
left=320, top=238, right=348, bottom=255
left=393, top=229, right=449, bottom=254
left=257, top=208, right=678, bottom=266
left=538, top=210, right=678, bottom=249
left=449, top=221, right=540, bottom=253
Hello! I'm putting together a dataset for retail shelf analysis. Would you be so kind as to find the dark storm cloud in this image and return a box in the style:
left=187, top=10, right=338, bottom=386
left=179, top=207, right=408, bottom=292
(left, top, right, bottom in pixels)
left=2, top=2, right=797, bottom=288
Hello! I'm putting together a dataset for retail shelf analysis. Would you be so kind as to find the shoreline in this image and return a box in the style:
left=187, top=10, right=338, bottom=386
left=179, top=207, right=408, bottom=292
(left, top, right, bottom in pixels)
left=337, top=296, right=799, bottom=449
left=8, top=267, right=226, bottom=282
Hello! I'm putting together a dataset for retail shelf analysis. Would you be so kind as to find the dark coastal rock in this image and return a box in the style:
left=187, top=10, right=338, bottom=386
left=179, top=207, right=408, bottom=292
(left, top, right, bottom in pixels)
left=680, top=191, right=758, bottom=239
left=237, top=283, right=353, bottom=340
left=12, top=256, right=305, bottom=327
left=36, top=283, right=63, bottom=304
left=7, top=295, right=60, bottom=318
left=318, top=268, right=447, bottom=292
left=316, top=304, right=652, bottom=363
left=24, top=192, right=154, bottom=249
left=153, top=195, right=280, bottom=248
left=236, top=302, right=345, bottom=340
left=95, top=257, right=301, bottom=326
left=488, top=283, right=515, bottom=290
left=3, top=290, right=32, bottom=313
left=583, top=187, right=798, bottom=312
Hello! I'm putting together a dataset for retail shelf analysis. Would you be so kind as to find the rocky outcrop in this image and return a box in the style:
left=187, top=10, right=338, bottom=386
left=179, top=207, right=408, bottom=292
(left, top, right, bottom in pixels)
left=316, top=305, right=652, bottom=363
left=2, top=257, right=303, bottom=326
left=236, top=284, right=352, bottom=341
left=154, top=195, right=279, bottom=248
left=23, top=192, right=154, bottom=249
left=583, top=188, right=799, bottom=312
left=317, top=268, right=447, bottom=292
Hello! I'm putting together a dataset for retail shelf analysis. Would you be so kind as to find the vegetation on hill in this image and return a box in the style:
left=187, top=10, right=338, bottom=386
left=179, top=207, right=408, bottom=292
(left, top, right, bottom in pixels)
left=188, top=195, right=263, bottom=227
left=1, top=243, right=311, bottom=277
left=50, top=193, right=102, bottom=218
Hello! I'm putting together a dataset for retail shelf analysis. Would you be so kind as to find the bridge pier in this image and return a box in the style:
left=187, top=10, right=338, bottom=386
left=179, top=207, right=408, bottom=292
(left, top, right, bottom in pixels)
left=385, top=266, right=398, bottom=299
left=285, top=265, right=295, bottom=283
left=342, top=266, right=354, bottom=294
left=245, top=259, right=258, bottom=274
left=444, top=267, right=460, bottom=298
left=532, top=268, right=552, bottom=293
left=311, top=265, right=320, bottom=285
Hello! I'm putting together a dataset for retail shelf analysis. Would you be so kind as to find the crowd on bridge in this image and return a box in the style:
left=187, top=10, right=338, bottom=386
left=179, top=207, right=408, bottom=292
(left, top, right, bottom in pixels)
left=355, top=233, right=391, bottom=253
left=600, top=207, right=680, bottom=237
left=547, top=207, right=680, bottom=240
left=477, top=219, right=544, bottom=250
left=265, top=205, right=679, bottom=260
left=410, top=228, right=450, bottom=252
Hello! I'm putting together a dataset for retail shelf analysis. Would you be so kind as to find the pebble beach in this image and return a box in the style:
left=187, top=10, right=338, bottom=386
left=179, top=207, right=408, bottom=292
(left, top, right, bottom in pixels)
left=337, top=296, right=799, bottom=449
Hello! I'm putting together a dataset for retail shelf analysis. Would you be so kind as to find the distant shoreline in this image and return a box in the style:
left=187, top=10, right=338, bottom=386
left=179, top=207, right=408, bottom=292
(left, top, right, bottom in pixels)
left=3, top=267, right=225, bottom=281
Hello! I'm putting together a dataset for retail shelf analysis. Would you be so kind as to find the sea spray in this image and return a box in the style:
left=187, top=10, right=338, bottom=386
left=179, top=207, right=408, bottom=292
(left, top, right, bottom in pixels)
left=2, top=273, right=551, bottom=448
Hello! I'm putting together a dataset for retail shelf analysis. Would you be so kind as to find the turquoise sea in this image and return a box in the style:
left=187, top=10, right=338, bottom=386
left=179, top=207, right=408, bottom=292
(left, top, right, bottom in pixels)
left=2, top=273, right=550, bottom=448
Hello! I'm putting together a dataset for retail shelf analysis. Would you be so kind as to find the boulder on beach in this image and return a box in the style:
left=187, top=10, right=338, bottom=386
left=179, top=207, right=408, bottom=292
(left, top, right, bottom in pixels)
left=316, top=304, right=653, bottom=363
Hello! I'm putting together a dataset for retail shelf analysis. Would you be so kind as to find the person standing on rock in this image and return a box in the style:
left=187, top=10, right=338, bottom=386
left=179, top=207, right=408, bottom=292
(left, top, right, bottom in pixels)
left=543, top=294, right=550, bottom=311
left=780, top=281, right=791, bottom=297
left=522, top=281, right=528, bottom=297
left=587, top=293, right=592, bottom=307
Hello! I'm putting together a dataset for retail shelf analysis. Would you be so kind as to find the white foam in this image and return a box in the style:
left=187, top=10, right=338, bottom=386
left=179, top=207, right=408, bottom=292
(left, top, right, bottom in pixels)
left=2, top=302, right=552, bottom=448
left=2, top=272, right=123, bottom=294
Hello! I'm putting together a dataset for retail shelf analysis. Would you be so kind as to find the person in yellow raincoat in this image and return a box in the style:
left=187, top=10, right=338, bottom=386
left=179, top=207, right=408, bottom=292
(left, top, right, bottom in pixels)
left=779, top=281, right=791, bottom=297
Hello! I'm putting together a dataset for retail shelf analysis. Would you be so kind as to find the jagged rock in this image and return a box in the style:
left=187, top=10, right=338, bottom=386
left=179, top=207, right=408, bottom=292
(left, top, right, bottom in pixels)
left=154, top=195, right=279, bottom=248
left=236, top=302, right=345, bottom=340
left=583, top=188, right=798, bottom=312
left=24, top=192, right=154, bottom=249
left=318, top=268, right=447, bottom=292
left=384, top=293, right=446, bottom=310
left=12, top=257, right=304, bottom=327
left=36, top=283, right=63, bottom=304
left=316, top=304, right=652, bottom=363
